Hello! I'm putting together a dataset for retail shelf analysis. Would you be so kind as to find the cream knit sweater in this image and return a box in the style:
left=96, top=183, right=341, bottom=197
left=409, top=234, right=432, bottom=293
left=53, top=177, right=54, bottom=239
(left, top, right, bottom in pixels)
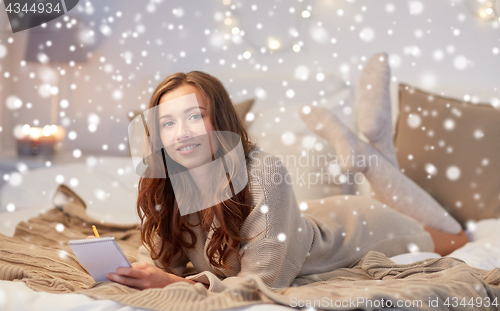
left=137, top=148, right=434, bottom=292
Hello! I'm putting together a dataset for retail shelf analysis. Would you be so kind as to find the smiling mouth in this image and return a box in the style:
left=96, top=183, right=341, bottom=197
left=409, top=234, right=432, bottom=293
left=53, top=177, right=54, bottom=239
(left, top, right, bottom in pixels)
left=177, top=144, right=201, bottom=151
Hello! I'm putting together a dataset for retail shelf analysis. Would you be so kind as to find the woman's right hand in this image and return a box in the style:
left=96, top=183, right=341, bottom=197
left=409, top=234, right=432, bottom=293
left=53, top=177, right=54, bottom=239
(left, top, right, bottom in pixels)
left=86, top=236, right=98, bottom=239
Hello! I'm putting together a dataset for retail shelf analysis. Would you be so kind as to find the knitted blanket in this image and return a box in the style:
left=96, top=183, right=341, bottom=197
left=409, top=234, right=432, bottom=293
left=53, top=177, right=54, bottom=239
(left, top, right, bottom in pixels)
left=1, top=190, right=500, bottom=311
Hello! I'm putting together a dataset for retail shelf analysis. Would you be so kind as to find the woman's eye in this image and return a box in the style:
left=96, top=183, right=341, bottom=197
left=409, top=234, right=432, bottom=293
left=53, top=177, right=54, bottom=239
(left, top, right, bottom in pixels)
left=163, top=121, right=175, bottom=127
left=189, top=114, right=202, bottom=120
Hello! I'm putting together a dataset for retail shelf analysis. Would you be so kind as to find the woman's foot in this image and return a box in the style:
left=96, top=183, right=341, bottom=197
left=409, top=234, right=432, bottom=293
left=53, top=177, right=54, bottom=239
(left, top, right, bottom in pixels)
left=357, top=52, right=399, bottom=169
left=423, top=226, right=469, bottom=256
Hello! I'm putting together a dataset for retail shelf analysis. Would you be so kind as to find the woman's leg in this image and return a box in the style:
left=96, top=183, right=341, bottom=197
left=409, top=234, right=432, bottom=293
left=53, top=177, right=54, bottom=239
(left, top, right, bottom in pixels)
left=355, top=53, right=469, bottom=255
left=300, top=106, right=466, bottom=253
left=303, top=195, right=436, bottom=269
left=356, top=52, right=399, bottom=169
left=300, top=105, right=461, bottom=234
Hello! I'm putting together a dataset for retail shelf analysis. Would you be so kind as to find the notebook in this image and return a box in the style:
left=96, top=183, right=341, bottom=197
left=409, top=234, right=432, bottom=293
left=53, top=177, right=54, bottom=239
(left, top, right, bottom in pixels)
left=68, top=237, right=132, bottom=282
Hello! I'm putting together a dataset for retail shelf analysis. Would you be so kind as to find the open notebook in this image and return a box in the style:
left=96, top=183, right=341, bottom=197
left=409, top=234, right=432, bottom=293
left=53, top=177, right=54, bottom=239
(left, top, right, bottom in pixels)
left=68, top=237, right=132, bottom=282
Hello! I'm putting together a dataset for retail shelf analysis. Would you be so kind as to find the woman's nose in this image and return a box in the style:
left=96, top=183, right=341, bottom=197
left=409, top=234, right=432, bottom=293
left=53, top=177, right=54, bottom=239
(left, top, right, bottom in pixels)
left=175, top=121, right=193, bottom=141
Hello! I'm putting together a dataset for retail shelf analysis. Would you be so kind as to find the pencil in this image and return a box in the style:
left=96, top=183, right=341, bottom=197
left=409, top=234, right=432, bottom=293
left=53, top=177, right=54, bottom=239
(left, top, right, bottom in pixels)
left=92, top=225, right=100, bottom=238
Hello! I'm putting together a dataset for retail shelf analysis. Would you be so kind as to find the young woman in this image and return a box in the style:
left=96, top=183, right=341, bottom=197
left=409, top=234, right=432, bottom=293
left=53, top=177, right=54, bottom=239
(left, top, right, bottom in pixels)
left=98, top=59, right=469, bottom=292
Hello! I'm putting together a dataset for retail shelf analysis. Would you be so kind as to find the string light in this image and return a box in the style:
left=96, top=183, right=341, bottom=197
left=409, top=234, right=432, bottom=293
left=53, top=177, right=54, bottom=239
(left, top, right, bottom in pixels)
left=466, top=0, right=500, bottom=22
left=221, top=0, right=310, bottom=53
left=267, top=38, right=281, bottom=50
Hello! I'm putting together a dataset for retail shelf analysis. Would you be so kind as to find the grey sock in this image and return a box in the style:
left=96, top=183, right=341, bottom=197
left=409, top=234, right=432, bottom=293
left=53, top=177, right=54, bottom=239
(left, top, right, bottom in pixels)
left=357, top=52, right=399, bottom=169
left=300, top=106, right=462, bottom=234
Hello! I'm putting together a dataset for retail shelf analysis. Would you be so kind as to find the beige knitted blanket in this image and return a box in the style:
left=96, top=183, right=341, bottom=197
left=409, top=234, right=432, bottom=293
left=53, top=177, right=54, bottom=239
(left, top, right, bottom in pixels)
left=1, top=193, right=500, bottom=311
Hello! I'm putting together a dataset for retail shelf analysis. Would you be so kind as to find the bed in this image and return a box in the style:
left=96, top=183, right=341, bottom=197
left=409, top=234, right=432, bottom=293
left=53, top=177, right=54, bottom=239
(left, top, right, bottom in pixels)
left=1, top=157, right=500, bottom=311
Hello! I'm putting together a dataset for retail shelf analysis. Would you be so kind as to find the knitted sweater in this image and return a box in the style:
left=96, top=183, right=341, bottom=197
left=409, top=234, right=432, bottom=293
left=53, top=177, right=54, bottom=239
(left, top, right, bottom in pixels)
left=137, top=148, right=434, bottom=292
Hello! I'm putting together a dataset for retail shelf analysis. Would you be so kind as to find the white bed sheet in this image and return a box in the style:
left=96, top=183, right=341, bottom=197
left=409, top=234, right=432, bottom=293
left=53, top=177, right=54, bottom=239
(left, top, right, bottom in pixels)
left=1, top=159, right=500, bottom=311
left=0, top=280, right=293, bottom=311
left=0, top=156, right=142, bottom=237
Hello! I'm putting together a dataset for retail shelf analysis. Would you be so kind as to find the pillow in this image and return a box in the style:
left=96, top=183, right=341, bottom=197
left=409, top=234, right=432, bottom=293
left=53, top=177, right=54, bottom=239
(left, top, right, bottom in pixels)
left=232, top=98, right=255, bottom=129
left=394, top=83, right=500, bottom=227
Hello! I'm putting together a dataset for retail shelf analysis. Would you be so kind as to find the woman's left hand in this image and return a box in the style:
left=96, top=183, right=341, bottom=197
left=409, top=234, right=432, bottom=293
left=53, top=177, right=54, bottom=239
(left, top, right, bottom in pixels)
left=105, top=262, right=181, bottom=289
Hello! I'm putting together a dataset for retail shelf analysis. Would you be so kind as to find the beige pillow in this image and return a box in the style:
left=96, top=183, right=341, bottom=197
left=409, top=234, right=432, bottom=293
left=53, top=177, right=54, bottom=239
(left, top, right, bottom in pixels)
left=394, top=83, right=500, bottom=227
left=232, top=98, right=255, bottom=128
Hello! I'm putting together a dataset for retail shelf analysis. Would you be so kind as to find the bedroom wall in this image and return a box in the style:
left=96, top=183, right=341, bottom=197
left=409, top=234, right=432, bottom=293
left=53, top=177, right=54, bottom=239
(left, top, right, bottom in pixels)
left=0, top=0, right=499, bottom=154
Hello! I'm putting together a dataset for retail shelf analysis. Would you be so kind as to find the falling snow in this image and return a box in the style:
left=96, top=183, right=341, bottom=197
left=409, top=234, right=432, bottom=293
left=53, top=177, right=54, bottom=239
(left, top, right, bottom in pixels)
left=407, top=114, right=421, bottom=128
left=277, top=233, right=286, bottom=242
left=446, top=166, right=461, bottom=181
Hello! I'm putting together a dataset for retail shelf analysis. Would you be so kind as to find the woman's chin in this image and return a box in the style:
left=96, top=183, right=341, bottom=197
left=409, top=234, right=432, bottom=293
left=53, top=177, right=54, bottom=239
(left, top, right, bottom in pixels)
left=176, top=157, right=211, bottom=170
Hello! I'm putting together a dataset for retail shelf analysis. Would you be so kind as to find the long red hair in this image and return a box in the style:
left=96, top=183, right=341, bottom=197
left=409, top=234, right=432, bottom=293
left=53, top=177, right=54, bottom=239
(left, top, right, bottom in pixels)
left=137, top=71, right=257, bottom=272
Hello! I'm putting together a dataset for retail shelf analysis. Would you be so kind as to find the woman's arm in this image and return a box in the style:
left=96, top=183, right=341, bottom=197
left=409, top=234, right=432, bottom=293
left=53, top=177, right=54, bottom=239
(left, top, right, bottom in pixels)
left=176, top=276, right=209, bottom=288
left=105, top=262, right=209, bottom=289
left=86, top=236, right=207, bottom=289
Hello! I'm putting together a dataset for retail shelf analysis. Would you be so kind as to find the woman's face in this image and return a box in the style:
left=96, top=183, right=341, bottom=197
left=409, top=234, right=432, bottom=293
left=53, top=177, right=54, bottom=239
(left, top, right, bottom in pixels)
left=158, top=84, right=217, bottom=170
